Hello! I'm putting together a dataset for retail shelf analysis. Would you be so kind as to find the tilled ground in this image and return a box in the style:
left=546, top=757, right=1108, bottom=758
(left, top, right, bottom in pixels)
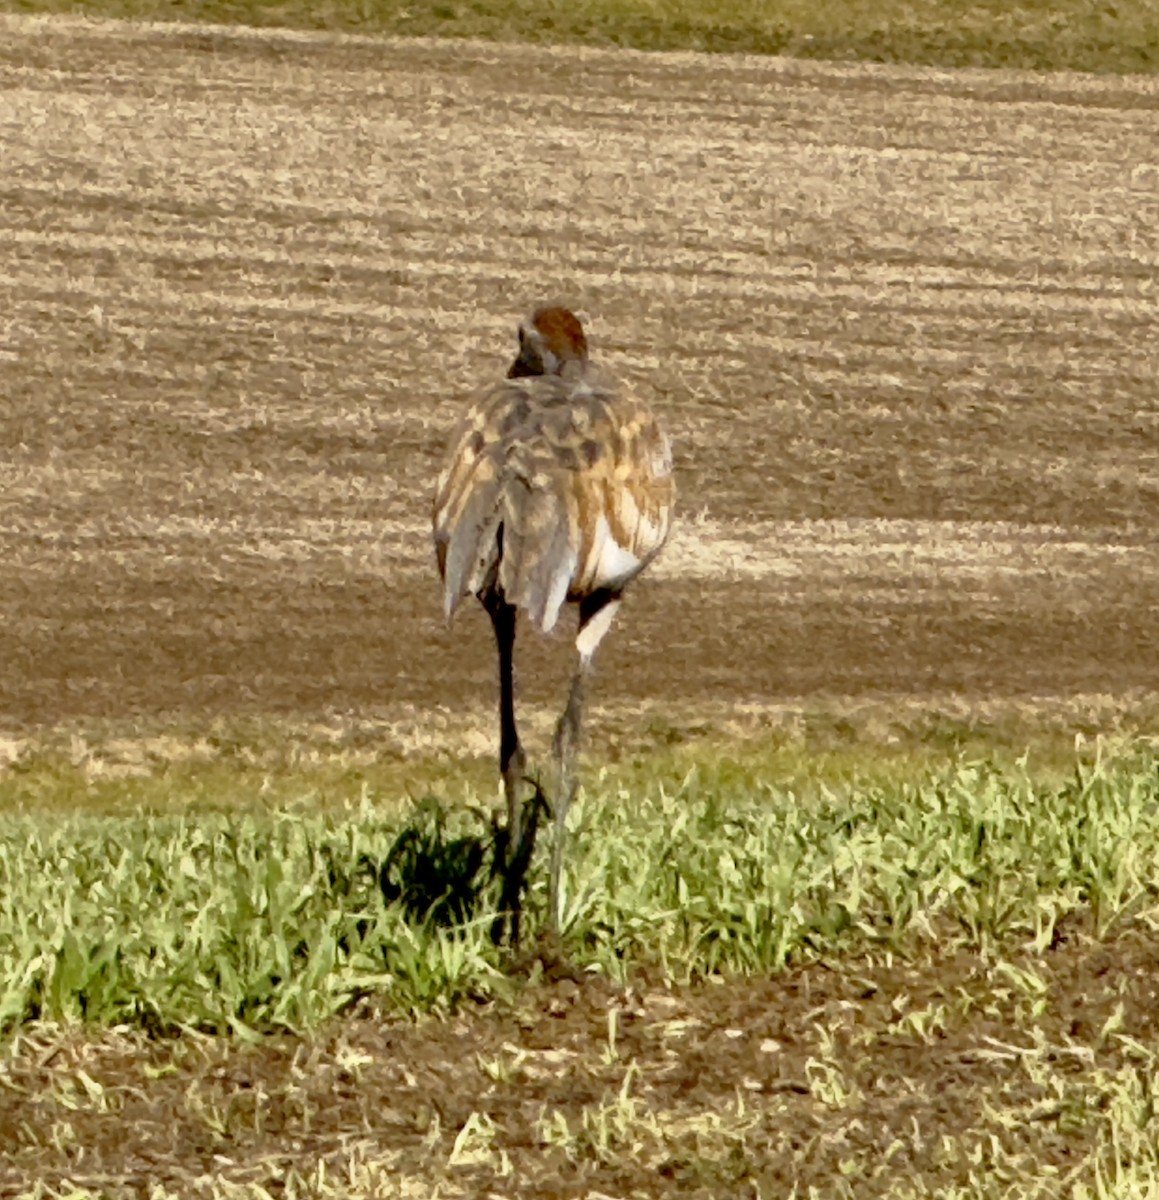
left=1, top=927, right=1157, bottom=1196
left=1, top=16, right=1157, bottom=739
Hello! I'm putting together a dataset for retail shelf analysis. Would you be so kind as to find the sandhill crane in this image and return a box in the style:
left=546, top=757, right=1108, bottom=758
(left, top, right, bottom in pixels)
left=432, top=305, right=675, bottom=942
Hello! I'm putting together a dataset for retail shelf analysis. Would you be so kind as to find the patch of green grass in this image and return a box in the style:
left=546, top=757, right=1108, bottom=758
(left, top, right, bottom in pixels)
left=564, top=746, right=1159, bottom=978
left=0, top=721, right=496, bottom=817
left=0, top=799, right=509, bottom=1032
left=5, top=0, right=1159, bottom=74
left=0, top=743, right=1158, bottom=1033
left=0, top=703, right=1109, bottom=819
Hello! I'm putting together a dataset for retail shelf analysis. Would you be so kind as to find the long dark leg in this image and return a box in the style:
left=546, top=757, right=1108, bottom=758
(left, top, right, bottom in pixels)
left=487, top=595, right=524, bottom=851
left=484, top=592, right=528, bottom=943
left=549, top=590, right=621, bottom=938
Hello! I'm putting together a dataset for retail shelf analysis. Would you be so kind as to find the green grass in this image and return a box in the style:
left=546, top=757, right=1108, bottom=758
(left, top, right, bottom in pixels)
left=5, top=0, right=1159, bottom=74
left=5, top=739, right=1159, bottom=1195
left=1, top=744, right=1158, bottom=1033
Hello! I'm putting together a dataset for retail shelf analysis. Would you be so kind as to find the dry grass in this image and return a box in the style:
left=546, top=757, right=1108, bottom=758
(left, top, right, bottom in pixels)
left=4, top=0, right=1159, bottom=73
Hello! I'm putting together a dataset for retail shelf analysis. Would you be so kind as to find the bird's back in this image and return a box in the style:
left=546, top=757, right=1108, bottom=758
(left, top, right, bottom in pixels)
left=433, top=369, right=674, bottom=632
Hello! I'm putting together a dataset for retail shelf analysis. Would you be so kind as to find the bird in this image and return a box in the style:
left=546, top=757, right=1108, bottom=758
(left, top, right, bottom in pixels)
left=432, top=304, right=675, bottom=942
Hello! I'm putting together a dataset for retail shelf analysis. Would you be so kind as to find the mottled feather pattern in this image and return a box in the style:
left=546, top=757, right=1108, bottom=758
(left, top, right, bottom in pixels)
left=432, top=305, right=674, bottom=941
left=433, top=370, right=674, bottom=632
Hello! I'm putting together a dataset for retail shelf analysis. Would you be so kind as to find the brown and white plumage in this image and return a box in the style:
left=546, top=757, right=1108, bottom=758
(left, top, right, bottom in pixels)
left=432, top=305, right=675, bottom=941
left=434, top=376, right=673, bottom=632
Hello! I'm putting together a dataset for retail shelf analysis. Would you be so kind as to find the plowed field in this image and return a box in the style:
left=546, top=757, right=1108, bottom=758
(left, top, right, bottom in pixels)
left=2, top=16, right=1158, bottom=745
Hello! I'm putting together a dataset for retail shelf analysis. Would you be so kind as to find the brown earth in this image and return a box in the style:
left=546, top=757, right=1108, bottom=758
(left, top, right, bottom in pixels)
left=1, top=16, right=1158, bottom=748
left=1, top=926, right=1157, bottom=1196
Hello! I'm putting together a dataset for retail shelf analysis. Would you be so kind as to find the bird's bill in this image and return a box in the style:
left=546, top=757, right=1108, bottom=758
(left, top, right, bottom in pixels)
left=506, top=345, right=540, bottom=379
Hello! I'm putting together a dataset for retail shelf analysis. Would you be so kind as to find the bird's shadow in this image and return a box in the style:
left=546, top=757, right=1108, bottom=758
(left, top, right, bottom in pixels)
left=365, top=787, right=550, bottom=944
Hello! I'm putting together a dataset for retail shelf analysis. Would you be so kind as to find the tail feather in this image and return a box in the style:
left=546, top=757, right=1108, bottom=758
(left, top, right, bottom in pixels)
left=438, top=470, right=577, bottom=632
left=438, top=471, right=504, bottom=619
left=498, top=480, right=577, bottom=632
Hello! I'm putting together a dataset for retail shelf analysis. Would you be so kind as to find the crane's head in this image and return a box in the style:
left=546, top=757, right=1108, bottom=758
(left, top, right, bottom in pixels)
left=507, top=305, right=589, bottom=379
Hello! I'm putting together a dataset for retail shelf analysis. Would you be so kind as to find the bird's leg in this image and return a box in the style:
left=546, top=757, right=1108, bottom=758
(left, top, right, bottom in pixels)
left=548, top=659, right=588, bottom=937
left=492, top=598, right=525, bottom=854
left=549, top=590, right=621, bottom=939
left=484, top=593, right=528, bottom=943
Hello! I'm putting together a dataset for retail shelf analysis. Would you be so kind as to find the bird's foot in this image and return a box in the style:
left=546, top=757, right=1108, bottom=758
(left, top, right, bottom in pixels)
left=532, top=928, right=585, bottom=984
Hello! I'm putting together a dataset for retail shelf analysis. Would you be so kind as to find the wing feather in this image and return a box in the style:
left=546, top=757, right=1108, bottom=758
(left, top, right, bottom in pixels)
left=433, top=371, right=673, bottom=628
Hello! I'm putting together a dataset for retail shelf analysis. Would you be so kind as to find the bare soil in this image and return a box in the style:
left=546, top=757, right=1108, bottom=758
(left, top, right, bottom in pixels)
left=1, top=926, right=1157, bottom=1196
left=1, top=16, right=1158, bottom=740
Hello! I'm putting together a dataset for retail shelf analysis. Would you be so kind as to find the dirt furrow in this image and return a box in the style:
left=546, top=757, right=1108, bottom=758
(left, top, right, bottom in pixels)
left=1, top=15, right=1157, bottom=733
